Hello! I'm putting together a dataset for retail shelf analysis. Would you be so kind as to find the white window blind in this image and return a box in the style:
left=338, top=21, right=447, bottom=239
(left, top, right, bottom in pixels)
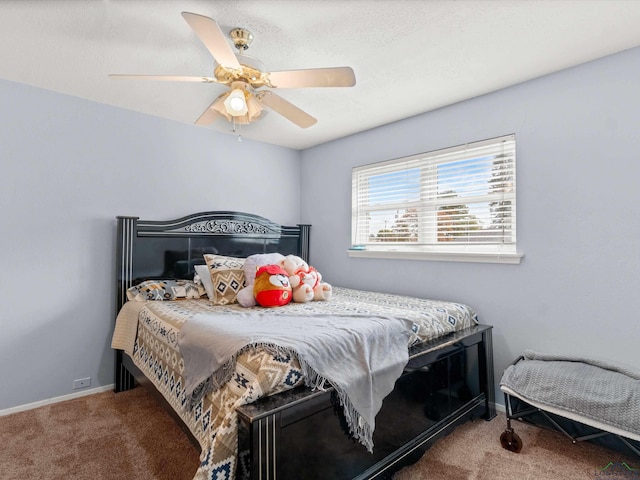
left=351, top=134, right=521, bottom=262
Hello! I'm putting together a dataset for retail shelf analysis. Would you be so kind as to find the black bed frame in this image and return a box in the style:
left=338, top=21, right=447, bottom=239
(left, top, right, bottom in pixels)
left=114, top=211, right=496, bottom=480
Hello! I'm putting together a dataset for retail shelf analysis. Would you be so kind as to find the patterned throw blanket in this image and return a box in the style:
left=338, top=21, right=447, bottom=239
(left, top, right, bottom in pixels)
left=500, top=350, right=640, bottom=441
left=179, top=312, right=413, bottom=452
left=112, top=287, right=479, bottom=480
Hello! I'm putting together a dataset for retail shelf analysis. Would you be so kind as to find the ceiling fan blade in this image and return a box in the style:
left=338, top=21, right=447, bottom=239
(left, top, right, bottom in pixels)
left=195, top=98, right=225, bottom=126
left=259, top=92, right=317, bottom=128
left=109, top=74, right=216, bottom=83
left=181, top=12, right=241, bottom=70
left=267, top=67, right=356, bottom=88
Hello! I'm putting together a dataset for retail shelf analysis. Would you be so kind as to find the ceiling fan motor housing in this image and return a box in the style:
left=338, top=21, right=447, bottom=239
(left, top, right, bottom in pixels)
left=230, top=28, right=253, bottom=51
left=214, top=54, right=270, bottom=88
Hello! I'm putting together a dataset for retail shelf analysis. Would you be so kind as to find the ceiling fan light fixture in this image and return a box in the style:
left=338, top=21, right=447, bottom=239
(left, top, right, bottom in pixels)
left=211, top=95, right=232, bottom=121
left=246, top=94, right=263, bottom=120
left=212, top=89, right=263, bottom=125
left=229, top=93, right=264, bottom=125
left=224, top=88, right=248, bottom=116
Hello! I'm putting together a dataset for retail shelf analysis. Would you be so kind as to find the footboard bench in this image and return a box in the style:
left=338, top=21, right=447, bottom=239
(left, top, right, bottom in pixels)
left=237, top=324, right=495, bottom=480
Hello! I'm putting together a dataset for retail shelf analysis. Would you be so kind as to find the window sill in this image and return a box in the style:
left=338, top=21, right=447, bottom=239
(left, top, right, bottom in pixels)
left=347, top=249, right=524, bottom=264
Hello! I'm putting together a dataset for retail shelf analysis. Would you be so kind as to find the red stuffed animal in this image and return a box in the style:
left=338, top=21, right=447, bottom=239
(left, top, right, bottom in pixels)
left=253, top=264, right=292, bottom=307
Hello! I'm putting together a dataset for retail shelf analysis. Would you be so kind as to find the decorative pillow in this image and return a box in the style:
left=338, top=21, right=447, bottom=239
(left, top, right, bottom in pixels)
left=194, top=264, right=215, bottom=300
left=126, top=279, right=205, bottom=301
left=203, top=254, right=246, bottom=305
left=237, top=252, right=286, bottom=307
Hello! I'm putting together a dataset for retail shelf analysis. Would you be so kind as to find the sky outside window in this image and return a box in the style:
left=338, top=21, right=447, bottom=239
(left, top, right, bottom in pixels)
left=365, top=157, right=493, bottom=237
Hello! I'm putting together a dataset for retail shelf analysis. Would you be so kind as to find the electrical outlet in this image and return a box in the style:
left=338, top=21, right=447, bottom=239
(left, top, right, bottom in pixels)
left=73, top=377, right=91, bottom=389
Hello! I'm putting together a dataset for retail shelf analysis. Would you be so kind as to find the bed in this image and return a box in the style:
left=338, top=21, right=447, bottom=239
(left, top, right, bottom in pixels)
left=111, top=211, right=496, bottom=480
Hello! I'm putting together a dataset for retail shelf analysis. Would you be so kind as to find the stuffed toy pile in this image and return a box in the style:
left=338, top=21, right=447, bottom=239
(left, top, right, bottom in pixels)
left=280, top=254, right=332, bottom=303
left=236, top=253, right=331, bottom=308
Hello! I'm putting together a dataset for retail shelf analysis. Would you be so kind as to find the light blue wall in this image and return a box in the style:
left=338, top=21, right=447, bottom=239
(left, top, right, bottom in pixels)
left=3, top=46, right=639, bottom=411
left=0, top=79, right=301, bottom=410
left=300, top=47, right=640, bottom=402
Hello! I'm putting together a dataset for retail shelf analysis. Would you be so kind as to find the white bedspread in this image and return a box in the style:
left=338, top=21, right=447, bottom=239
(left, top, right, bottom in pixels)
left=110, top=301, right=146, bottom=355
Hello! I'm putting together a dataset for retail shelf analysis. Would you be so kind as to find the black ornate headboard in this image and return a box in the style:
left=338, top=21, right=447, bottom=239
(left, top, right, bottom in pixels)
left=116, top=211, right=310, bottom=311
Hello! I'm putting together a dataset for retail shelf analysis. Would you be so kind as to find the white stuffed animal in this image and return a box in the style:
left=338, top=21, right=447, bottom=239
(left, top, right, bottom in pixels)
left=280, top=254, right=332, bottom=302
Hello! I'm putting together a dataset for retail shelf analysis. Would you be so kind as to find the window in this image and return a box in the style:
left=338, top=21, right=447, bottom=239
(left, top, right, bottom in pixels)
left=351, top=134, right=522, bottom=264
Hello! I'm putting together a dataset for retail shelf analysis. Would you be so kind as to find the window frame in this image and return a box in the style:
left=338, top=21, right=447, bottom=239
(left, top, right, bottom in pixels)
left=350, top=134, right=523, bottom=264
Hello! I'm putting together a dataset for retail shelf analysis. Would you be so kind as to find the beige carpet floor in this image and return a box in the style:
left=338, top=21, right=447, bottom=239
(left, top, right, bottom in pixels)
left=0, top=388, right=199, bottom=480
left=394, top=413, right=635, bottom=480
left=0, top=387, right=636, bottom=479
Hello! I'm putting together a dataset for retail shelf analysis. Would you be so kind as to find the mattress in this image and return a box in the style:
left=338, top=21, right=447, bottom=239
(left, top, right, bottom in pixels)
left=112, top=286, right=478, bottom=480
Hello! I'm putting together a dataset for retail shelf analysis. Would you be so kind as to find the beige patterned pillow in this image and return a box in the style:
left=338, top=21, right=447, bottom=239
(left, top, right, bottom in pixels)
left=126, top=279, right=206, bottom=301
left=203, top=254, right=246, bottom=305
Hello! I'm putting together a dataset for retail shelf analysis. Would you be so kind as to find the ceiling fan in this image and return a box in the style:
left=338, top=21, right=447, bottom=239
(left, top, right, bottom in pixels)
left=109, top=12, right=356, bottom=129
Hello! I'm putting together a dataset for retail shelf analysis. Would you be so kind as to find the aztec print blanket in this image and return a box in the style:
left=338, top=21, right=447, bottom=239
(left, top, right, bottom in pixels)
left=113, top=286, right=478, bottom=480
left=179, top=311, right=413, bottom=452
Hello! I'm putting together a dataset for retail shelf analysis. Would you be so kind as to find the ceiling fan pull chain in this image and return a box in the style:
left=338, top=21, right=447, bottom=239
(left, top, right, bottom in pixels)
left=232, top=118, right=243, bottom=142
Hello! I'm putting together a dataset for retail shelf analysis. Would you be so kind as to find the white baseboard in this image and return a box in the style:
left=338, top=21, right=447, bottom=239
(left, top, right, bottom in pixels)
left=0, top=384, right=115, bottom=417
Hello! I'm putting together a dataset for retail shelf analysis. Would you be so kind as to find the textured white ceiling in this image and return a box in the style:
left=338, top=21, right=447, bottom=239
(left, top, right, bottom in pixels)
left=2, top=0, right=640, bottom=150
